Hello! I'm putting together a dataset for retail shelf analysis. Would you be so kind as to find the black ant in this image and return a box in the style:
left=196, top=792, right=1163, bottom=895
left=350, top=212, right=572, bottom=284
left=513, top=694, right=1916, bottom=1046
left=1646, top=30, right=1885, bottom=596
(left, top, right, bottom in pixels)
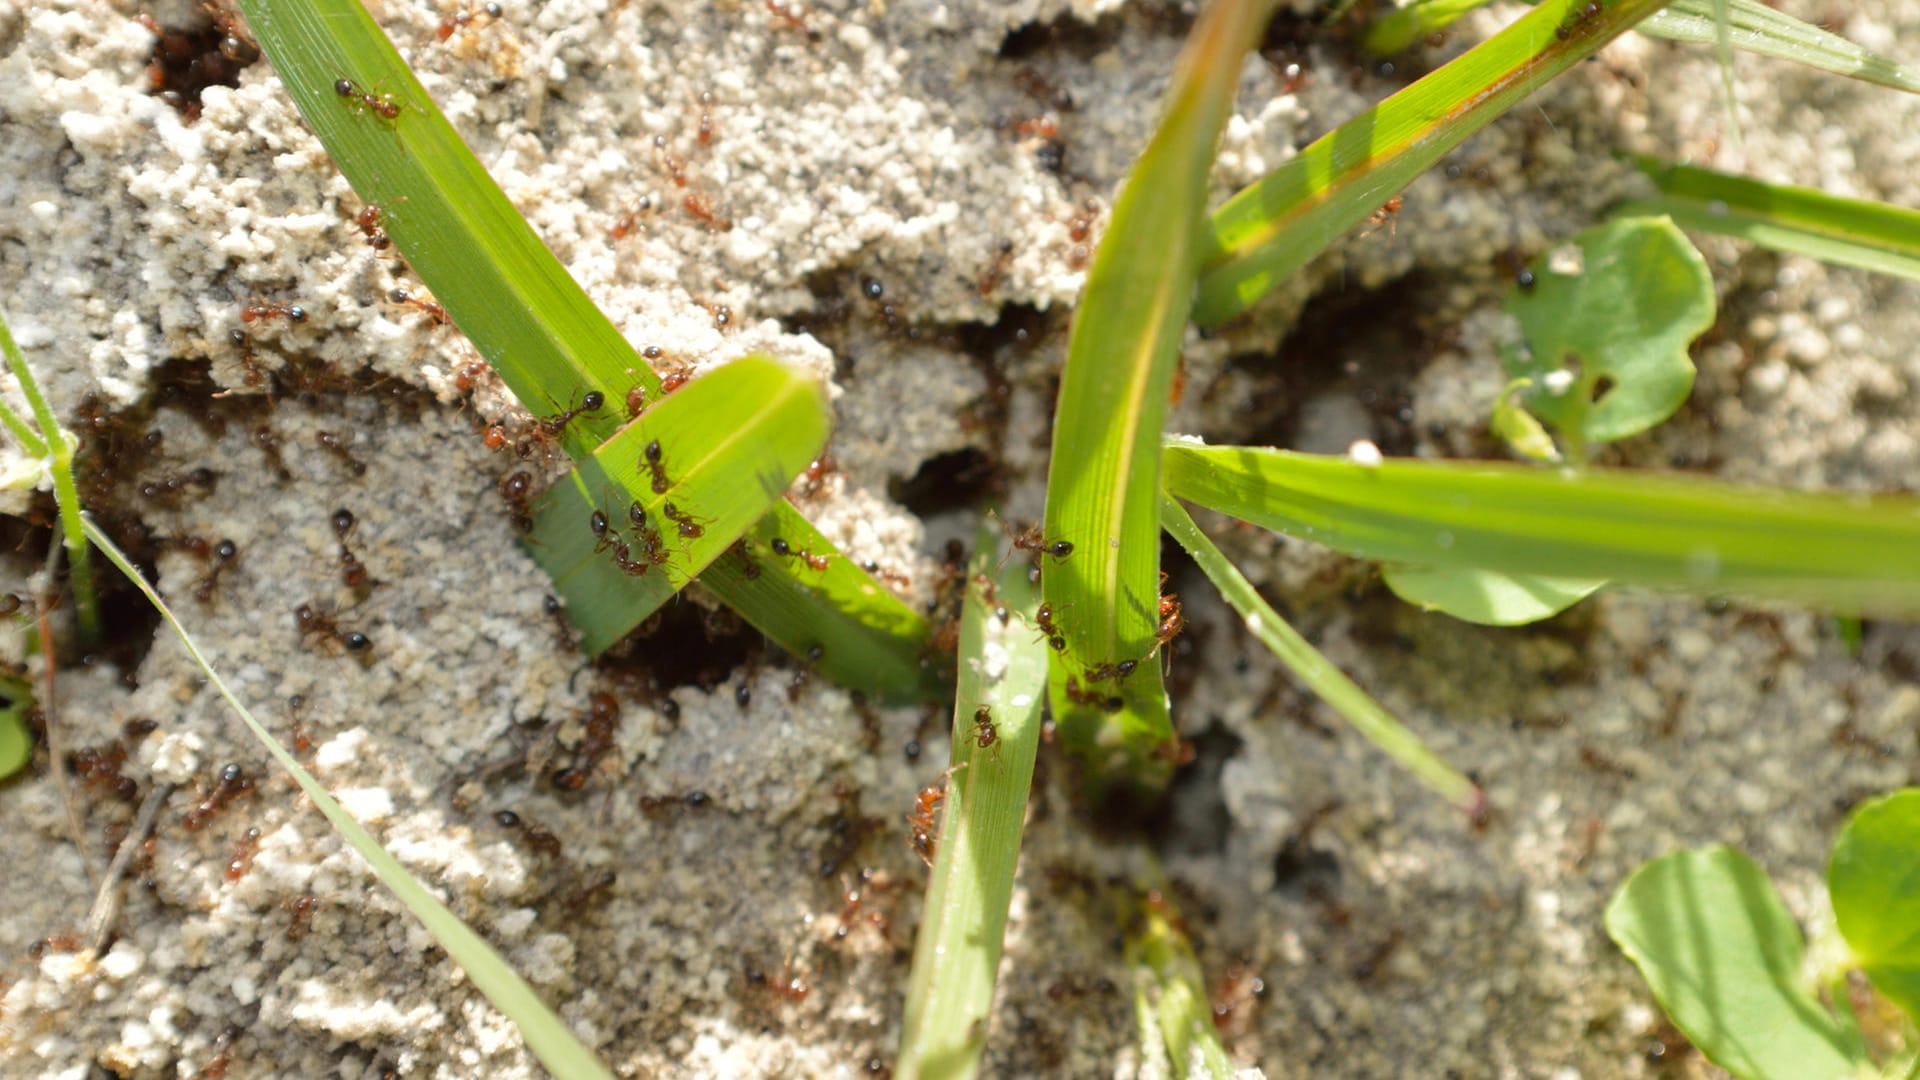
left=316, top=429, right=366, bottom=476
left=642, top=438, right=671, bottom=493
left=334, top=77, right=401, bottom=120
left=1083, top=658, right=1137, bottom=683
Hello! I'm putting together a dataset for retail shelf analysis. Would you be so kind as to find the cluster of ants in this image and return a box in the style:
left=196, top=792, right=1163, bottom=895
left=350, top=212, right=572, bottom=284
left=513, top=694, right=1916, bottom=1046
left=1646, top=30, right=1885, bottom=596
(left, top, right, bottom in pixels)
left=293, top=508, right=383, bottom=663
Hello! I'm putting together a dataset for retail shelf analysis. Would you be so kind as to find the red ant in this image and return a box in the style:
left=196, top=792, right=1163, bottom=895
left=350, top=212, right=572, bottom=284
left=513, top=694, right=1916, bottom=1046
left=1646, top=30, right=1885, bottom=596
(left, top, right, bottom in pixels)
left=225, top=827, right=263, bottom=882
left=624, top=382, right=649, bottom=419
left=239, top=300, right=306, bottom=324
left=994, top=511, right=1073, bottom=567
left=352, top=202, right=394, bottom=251
left=316, top=429, right=366, bottom=476
left=644, top=347, right=696, bottom=396
left=482, top=423, right=509, bottom=451
left=1032, top=602, right=1067, bottom=652
left=500, top=470, right=534, bottom=530
left=905, top=764, right=965, bottom=867
left=294, top=602, right=372, bottom=660
left=387, top=287, right=448, bottom=326
left=70, top=741, right=138, bottom=802
left=194, top=538, right=240, bottom=604
left=436, top=1, right=502, bottom=42
left=684, top=192, right=732, bottom=230
left=252, top=425, right=293, bottom=483
left=660, top=501, right=706, bottom=539
left=967, top=706, right=999, bottom=757
left=795, top=451, right=835, bottom=500
left=1556, top=0, right=1605, bottom=40
left=1065, top=197, right=1102, bottom=270
left=334, top=77, right=401, bottom=120
left=764, top=0, right=818, bottom=38
left=495, top=809, right=563, bottom=857
left=1153, top=588, right=1185, bottom=656
left=1064, top=676, right=1123, bottom=714
left=1083, top=658, right=1138, bottom=683
left=552, top=692, right=620, bottom=791
left=832, top=867, right=895, bottom=943
left=642, top=439, right=671, bottom=494
left=184, top=763, right=255, bottom=830
left=284, top=894, right=318, bottom=939
left=537, top=389, right=605, bottom=439
left=331, top=509, right=382, bottom=600
left=287, top=694, right=313, bottom=754
left=976, top=238, right=1014, bottom=296
left=609, top=196, right=651, bottom=240
left=1358, top=195, right=1403, bottom=239
left=768, top=537, right=829, bottom=571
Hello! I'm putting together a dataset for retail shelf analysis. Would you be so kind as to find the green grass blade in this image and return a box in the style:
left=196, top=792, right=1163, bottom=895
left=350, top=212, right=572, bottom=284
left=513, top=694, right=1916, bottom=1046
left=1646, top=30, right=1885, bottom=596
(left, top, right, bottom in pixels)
left=80, top=516, right=613, bottom=1080
left=1122, top=877, right=1236, bottom=1080
left=1161, top=494, right=1482, bottom=812
left=0, top=303, right=98, bottom=639
left=526, top=355, right=827, bottom=637
left=1042, top=0, right=1275, bottom=792
left=1616, top=159, right=1920, bottom=281
left=236, top=0, right=937, bottom=700
left=1194, top=0, right=1675, bottom=326
left=1164, top=441, right=1920, bottom=617
left=0, top=672, right=31, bottom=780
left=896, top=525, right=1047, bottom=1080
left=1641, top=0, right=1920, bottom=94
left=1361, top=0, right=1497, bottom=57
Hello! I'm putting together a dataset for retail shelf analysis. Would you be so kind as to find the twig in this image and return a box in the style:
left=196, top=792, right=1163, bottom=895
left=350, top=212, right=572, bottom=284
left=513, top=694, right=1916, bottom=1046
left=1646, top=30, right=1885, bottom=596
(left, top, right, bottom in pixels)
left=86, top=781, right=174, bottom=954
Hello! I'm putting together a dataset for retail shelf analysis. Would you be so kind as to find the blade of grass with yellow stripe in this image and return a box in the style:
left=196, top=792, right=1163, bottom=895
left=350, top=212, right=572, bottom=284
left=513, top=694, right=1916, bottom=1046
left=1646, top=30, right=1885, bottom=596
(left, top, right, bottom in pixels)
left=1041, top=0, right=1277, bottom=796
left=233, top=0, right=937, bottom=701
left=1195, top=0, right=1676, bottom=327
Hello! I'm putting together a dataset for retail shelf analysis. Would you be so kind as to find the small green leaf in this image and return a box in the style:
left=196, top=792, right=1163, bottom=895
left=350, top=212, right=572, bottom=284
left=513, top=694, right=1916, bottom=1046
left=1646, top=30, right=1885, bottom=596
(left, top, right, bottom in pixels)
left=527, top=356, right=829, bottom=653
left=0, top=674, right=32, bottom=779
left=1504, top=217, right=1714, bottom=459
left=1490, top=377, right=1562, bottom=463
left=1381, top=565, right=1604, bottom=625
left=1829, top=789, right=1920, bottom=1024
left=1606, top=845, right=1869, bottom=1080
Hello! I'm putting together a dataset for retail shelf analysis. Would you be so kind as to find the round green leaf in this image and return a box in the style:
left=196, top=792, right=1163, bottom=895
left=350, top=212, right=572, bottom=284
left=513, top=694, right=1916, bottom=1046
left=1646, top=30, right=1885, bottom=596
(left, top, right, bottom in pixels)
left=1605, top=845, right=1868, bottom=1080
left=1829, top=788, right=1920, bottom=1024
left=1505, top=216, right=1714, bottom=450
left=1381, top=565, right=1604, bottom=626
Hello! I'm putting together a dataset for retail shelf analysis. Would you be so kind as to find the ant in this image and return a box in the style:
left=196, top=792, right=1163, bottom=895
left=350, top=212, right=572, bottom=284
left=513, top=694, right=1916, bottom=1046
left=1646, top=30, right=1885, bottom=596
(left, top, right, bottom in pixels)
left=140, top=466, right=217, bottom=505
left=993, top=511, right=1073, bottom=567
left=252, top=425, right=293, bottom=483
left=387, top=287, right=448, bottom=326
left=70, top=741, right=138, bottom=802
left=905, top=764, right=966, bottom=867
left=764, top=0, right=818, bottom=39
left=683, top=191, right=732, bottom=231
left=768, top=537, right=830, bottom=571
left=183, top=763, right=255, bottom=830
left=1065, top=197, right=1102, bottom=269
left=660, top=501, right=706, bottom=540
left=1556, top=0, right=1605, bottom=39
left=226, top=827, right=263, bottom=882
left=239, top=300, right=306, bottom=324
left=331, top=509, right=382, bottom=600
left=316, top=429, right=367, bottom=476
left=552, top=692, right=620, bottom=791
left=1083, top=658, right=1138, bottom=684
left=1064, top=676, right=1124, bottom=714
left=1358, top=195, right=1403, bottom=239
left=832, top=867, right=896, bottom=943
left=609, top=196, right=652, bottom=241
left=976, top=238, right=1014, bottom=296
left=352, top=202, right=394, bottom=251
left=284, top=893, right=318, bottom=939
left=642, top=438, right=671, bottom=494
left=1153, top=587, right=1185, bottom=656
left=294, top=602, right=373, bottom=660
left=624, top=381, right=649, bottom=419
left=193, top=538, right=240, bottom=604
left=495, top=809, right=564, bottom=857
left=794, top=451, right=835, bottom=500
left=1032, top=602, right=1067, bottom=652
left=334, top=77, right=401, bottom=120
left=537, top=388, right=605, bottom=440
left=500, top=470, right=534, bottom=530
left=436, top=1, right=503, bottom=42
left=967, top=706, right=999, bottom=756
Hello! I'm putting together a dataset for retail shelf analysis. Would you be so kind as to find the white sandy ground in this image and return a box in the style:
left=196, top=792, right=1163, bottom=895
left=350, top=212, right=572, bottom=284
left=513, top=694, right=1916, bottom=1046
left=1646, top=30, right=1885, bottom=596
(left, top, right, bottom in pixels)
left=0, top=0, right=1917, bottom=1075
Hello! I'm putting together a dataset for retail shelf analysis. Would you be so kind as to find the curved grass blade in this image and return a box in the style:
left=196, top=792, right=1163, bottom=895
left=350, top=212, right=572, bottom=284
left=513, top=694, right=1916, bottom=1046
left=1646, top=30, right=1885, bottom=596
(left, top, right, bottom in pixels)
left=1121, top=871, right=1236, bottom=1080
left=896, top=525, right=1047, bottom=1080
left=1641, top=0, right=1920, bottom=95
left=81, top=516, right=614, bottom=1080
left=1194, top=0, right=1675, bottom=327
left=1161, top=494, right=1482, bottom=812
left=1616, top=159, right=1920, bottom=281
left=234, top=0, right=937, bottom=699
left=528, top=357, right=823, bottom=633
left=1042, top=0, right=1276, bottom=793
left=1, top=304, right=98, bottom=640
left=1164, top=441, right=1920, bottom=617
